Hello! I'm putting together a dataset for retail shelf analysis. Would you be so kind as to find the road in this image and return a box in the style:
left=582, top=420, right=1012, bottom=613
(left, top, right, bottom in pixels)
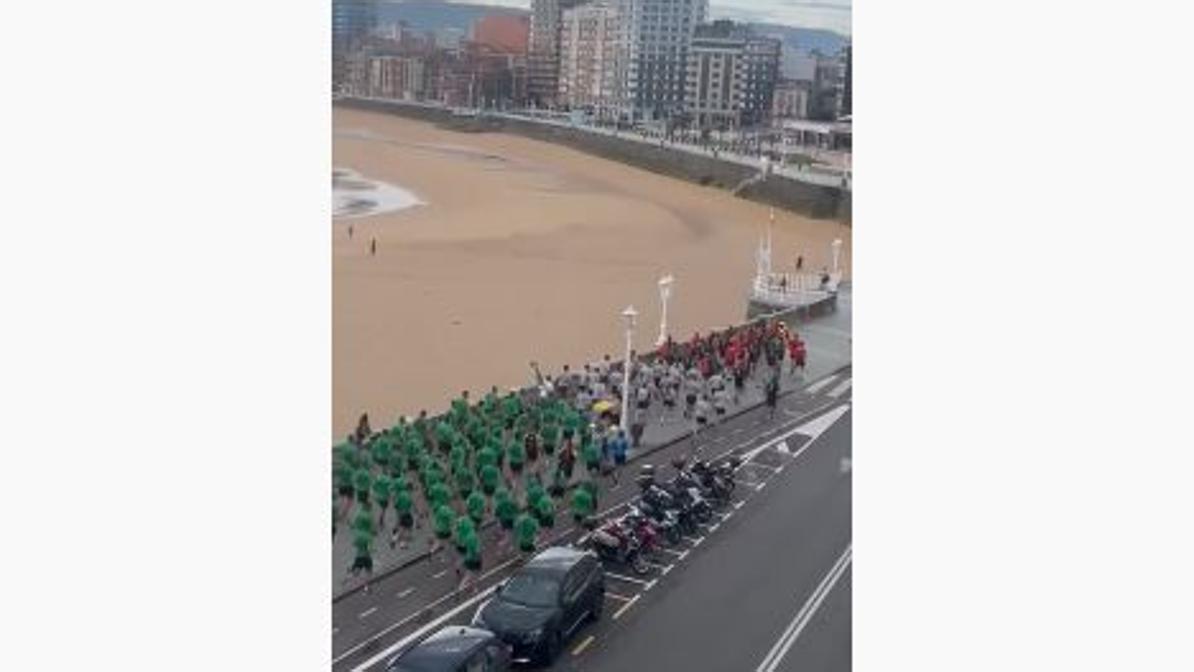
left=333, top=374, right=851, bottom=672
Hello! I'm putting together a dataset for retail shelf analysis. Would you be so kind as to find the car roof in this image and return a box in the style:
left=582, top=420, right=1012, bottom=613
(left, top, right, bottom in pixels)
left=524, top=546, right=589, bottom=575
left=388, top=626, right=492, bottom=671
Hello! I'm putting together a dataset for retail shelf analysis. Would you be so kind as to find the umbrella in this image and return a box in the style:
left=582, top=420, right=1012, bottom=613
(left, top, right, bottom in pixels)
left=592, top=400, right=617, bottom=414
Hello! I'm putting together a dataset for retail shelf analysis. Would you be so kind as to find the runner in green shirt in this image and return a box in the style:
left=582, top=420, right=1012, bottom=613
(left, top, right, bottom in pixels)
left=433, top=504, right=454, bottom=541
left=427, top=481, right=452, bottom=510
left=479, top=463, right=500, bottom=496
left=371, top=474, right=392, bottom=527
left=391, top=487, right=414, bottom=549
left=455, top=468, right=475, bottom=499
left=515, top=513, right=539, bottom=553
left=534, top=495, right=555, bottom=529
left=581, top=436, right=601, bottom=475
left=460, top=528, right=482, bottom=593
left=353, top=468, right=372, bottom=506
left=466, top=490, right=486, bottom=525
left=454, top=515, right=476, bottom=554
left=571, top=486, right=595, bottom=525
left=349, top=530, right=375, bottom=590
left=507, top=438, right=526, bottom=476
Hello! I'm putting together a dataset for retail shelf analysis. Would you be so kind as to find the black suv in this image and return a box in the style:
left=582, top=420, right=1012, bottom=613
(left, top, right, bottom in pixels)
left=385, top=626, right=511, bottom=672
left=472, top=546, right=605, bottom=664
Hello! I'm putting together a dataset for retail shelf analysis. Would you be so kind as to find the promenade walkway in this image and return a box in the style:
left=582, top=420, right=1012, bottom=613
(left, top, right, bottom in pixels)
left=331, top=287, right=852, bottom=597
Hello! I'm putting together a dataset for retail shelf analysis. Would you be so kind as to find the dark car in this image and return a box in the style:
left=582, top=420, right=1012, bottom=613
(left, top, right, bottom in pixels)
left=472, top=546, right=605, bottom=665
left=385, top=625, right=511, bottom=672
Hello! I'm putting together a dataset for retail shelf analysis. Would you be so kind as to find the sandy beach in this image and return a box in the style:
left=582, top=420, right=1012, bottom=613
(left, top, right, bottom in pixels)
left=332, top=107, right=851, bottom=440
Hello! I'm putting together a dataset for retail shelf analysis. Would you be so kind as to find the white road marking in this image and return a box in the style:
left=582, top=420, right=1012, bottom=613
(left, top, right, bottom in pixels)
left=430, top=569, right=448, bottom=580
left=734, top=501, right=746, bottom=510
left=840, top=457, right=852, bottom=474
left=333, top=627, right=340, bottom=636
left=572, top=635, right=596, bottom=656
left=358, top=607, right=378, bottom=619
left=691, top=535, right=706, bottom=546
left=604, top=591, right=637, bottom=602
left=827, top=378, right=852, bottom=398
left=756, top=483, right=767, bottom=491
left=791, top=404, right=850, bottom=440
left=754, top=544, right=852, bottom=672
left=612, top=594, right=641, bottom=620
left=334, top=555, right=520, bottom=665
left=606, top=572, right=654, bottom=587
left=745, top=461, right=781, bottom=473
left=709, top=522, right=720, bottom=533
left=657, top=548, right=688, bottom=559
left=349, top=584, right=501, bottom=672
left=642, top=559, right=673, bottom=572
left=396, top=587, right=416, bottom=599
left=804, top=375, right=838, bottom=395
left=776, top=440, right=791, bottom=455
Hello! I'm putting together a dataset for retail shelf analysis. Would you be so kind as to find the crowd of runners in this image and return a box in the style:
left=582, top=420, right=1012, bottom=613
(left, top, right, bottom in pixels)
left=332, top=317, right=809, bottom=594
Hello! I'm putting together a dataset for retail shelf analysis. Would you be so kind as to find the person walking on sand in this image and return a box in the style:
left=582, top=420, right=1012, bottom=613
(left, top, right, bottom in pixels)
left=370, top=238, right=377, bottom=256
left=348, top=223, right=354, bottom=239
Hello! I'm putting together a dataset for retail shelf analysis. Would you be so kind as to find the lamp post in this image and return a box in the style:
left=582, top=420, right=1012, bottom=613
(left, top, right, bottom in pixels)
left=831, top=239, right=843, bottom=276
left=620, top=305, right=638, bottom=434
left=656, top=275, right=674, bottom=347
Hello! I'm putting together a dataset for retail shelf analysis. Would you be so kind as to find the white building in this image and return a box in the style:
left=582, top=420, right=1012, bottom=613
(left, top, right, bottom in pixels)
left=685, top=20, right=780, bottom=129
left=612, top=0, right=708, bottom=122
left=559, top=1, right=622, bottom=117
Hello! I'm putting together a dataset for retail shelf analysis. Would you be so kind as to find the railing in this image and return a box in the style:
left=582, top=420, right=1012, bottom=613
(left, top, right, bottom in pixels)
left=750, top=273, right=841, bottom=307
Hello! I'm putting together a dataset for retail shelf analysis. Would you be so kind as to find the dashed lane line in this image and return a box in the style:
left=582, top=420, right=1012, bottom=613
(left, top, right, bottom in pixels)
left=612, top=594, right=641, bottom=620
left=358, top=607, right=378, bottom=619
left=396, top=587, right=416, bottom=599
left=606, top=572, right=654, bottom=587
left=572, top=635, right=596, bottom=656
left=804, top=374, right=839, bottom=395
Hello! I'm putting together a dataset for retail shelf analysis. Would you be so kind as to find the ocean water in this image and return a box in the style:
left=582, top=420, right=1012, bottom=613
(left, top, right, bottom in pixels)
left=332, top=167, right=423, bottom=219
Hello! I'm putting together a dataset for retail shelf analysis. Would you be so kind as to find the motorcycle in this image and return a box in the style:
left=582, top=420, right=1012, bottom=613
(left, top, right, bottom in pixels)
left=634, top=497, right=684, bottom=545
left=640, top=479, right=702, bottom=535
left=622, top=506, right=665, bottom=557
left=583, top=517, right=649, bottom=575
left=690, top=459, right=736, bottom=504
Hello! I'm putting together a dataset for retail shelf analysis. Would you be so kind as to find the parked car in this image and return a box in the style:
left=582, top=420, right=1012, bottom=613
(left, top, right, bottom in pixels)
left=472, top=546, right=604, bottom=665
left=385, top=625, right=510, bottom=672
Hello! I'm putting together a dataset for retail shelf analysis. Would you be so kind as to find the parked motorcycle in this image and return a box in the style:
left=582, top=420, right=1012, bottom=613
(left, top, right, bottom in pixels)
left=583, top=517, right=649, bottom=575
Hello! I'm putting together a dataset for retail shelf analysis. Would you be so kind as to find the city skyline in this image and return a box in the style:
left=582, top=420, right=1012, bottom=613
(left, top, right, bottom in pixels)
left=420, top=0, right=853, bottom=35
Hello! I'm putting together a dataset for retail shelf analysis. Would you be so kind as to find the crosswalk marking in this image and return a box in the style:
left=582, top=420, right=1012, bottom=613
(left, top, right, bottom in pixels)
left=827, top=378, right=852, bottom=398
left=804, top=375, right=838, bottom=395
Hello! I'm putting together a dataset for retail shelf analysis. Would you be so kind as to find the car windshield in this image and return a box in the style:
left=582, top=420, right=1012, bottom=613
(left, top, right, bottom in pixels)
left=500, top=572, right=560, bottom=608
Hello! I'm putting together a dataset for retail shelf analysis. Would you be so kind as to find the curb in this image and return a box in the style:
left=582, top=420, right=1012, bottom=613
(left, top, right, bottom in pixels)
left=332, top=365, right=848, bottom=603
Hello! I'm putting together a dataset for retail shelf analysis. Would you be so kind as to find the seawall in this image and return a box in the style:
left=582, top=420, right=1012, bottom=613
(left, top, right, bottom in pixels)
left=334, top=98, right=851, bottom=223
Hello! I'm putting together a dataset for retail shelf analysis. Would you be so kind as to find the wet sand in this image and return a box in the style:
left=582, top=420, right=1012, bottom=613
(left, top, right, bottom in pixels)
left=332, top=107, right=851, bottom=440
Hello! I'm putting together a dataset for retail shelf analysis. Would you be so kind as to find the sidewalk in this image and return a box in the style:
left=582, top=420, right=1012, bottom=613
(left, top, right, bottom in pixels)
left=332, top=290, right=851, bottom=598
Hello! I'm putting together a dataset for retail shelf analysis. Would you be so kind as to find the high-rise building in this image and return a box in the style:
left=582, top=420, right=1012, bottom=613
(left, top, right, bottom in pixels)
left=473, top=15, right=531, bottom=55
left=558, top=1, right=621, bottom=117
left=615, top=0, right=708, bottom=122
left=684, top=20, right=780, bottom=129
left=528, top=0, right=583, bottom=106
left=332, top=0, right=379, bottom=91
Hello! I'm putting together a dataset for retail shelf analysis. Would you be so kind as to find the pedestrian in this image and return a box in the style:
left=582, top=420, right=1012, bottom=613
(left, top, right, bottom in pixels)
left=515, top=513, right=539, bottom=555
left=390, top=485, right=414, bottom=549
left=494, top=486, right=517, bottom=550
left=796, top=255, right=803, bottom=271
left=459, top=526, right=482, bottom=595
left=612, top=428, right=628, bottom=484
left=370, top=237, right=377, bottom=256
left=348, top=223, right=354, bottom=239
left=765, top=375, right=780, bottom=421
left=466, top=489, right=487, bottom=527
left=432, top=503, right=454, bottom=557
left=348, top=530, right=375, bottom=592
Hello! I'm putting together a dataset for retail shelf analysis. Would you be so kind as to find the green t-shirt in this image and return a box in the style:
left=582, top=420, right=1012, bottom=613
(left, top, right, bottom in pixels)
left=428, top=482, right=452, bottom=509
left=571, top=488, right=595, bottom=518
left=462, top=530, right=481, bottom=564
left=535, top=496, right=555, bottom=527
left=582, top=441, right=600, bottom=466
left=371, top=475, right=392, bottom=505
left=479, top=464, right=500, bottom=492
left=455, top=469, right=475, bottom=498
left=466, top=491, right=486, bottom=522
left=507, top=440, right=526, bottom=467
left=525, top=480, right=546, bottom=511
left=477, top=446, right=499, bottom=470
left=515, top=513, right=539, bottom=549
left=353, top=531, right=373, bottom=556
left=433, top=504, right=454, bottom=536
left=352, top=510, right=375, bottom=536
left=353, top=470, right=372, bottom=498
left=495, top=490, right=518, bottom=524
left=394, top=489, right=413, bottom=515
left=454, top=515, right=476, bottom=547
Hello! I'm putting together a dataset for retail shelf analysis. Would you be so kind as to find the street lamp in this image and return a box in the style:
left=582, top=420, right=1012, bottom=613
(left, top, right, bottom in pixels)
left=620, top=305, right=638, bottom=434
left=656, top=275, right=674, bottom=347
left=831, top=239, right=843, bottom=276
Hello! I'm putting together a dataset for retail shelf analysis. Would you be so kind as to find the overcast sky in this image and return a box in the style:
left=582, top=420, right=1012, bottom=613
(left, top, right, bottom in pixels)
left=436, top=1, right=853, bottom=36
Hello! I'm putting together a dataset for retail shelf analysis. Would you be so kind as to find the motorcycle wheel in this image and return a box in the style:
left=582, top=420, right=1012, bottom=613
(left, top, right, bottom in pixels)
left=631, top=552, right=649, bottom=575
left=665, top=525, right=681, bottom=545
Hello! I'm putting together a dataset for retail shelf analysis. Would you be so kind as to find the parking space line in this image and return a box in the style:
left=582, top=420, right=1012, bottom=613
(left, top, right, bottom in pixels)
left=709, top=522, right=720, bottom=533
left=604, top=591, right=636, bottom=602
left=606, top=572, right=653, bottom=587
left=358, top=607, right=378, bottom=619
left=642, top=560, right=673, bottom=572
left=657, top=548, right=687, bottom=559
left=734, top=501, right=746, bottom=510
left=612, top=594, right=641, bottom=620
left=572, top=635, right=596, bottom=656
left=745, top=461, right=781, bottom=473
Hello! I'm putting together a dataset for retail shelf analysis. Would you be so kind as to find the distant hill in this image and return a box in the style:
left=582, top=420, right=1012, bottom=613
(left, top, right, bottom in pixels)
left=749, top=23, right=848, bottom=56
left=376, top=0, right=528, bottom=32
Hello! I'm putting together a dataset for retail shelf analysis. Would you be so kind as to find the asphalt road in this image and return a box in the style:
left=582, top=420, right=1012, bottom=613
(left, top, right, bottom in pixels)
left=333, top=375, right=852, bottom=672
left=550, top=406, right=852, bottom=672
